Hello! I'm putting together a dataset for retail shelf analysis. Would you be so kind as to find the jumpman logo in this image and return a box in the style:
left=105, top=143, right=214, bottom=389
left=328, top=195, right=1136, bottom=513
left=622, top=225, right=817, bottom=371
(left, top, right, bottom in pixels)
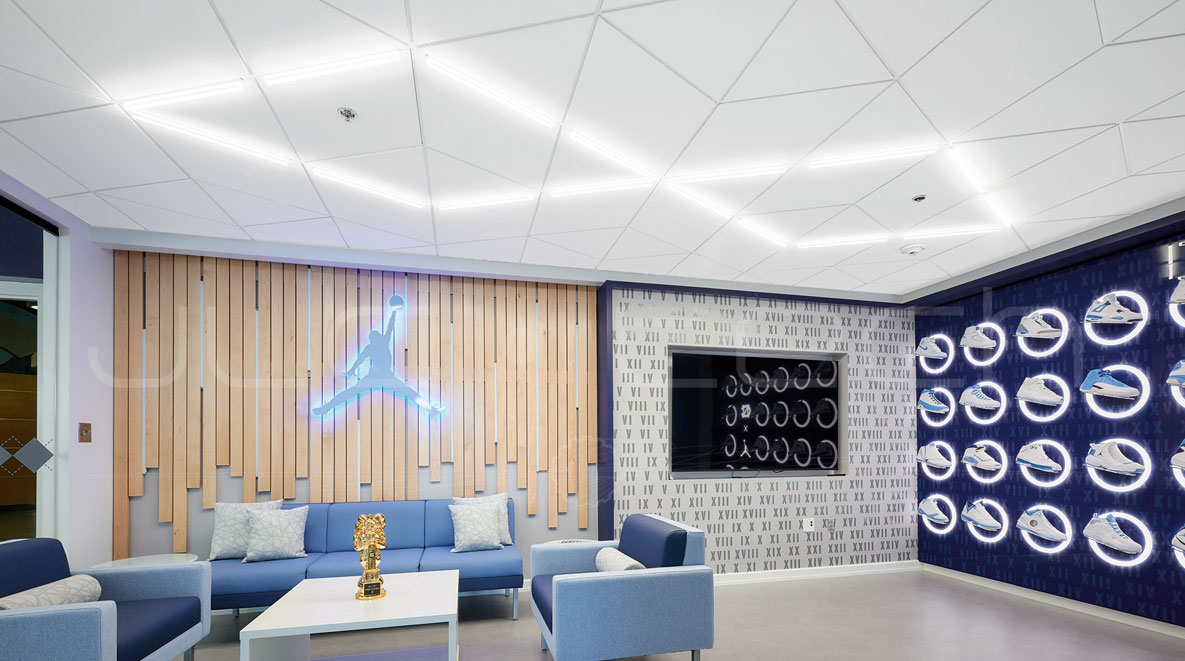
left=311, top=294, right=446, bottom=417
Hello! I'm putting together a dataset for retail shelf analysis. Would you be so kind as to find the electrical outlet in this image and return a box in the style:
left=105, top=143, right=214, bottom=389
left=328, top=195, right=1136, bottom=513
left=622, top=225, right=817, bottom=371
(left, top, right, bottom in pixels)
left=79, top=422, right=92, bottom=443
left=802, top=518, right=815, bottom=531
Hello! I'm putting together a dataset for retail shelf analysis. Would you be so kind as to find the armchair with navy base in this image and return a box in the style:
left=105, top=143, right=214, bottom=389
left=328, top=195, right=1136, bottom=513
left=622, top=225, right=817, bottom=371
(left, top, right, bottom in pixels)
left=530, top=514, right=714, bottom=661
left=0, top=538, right=211, bottom=661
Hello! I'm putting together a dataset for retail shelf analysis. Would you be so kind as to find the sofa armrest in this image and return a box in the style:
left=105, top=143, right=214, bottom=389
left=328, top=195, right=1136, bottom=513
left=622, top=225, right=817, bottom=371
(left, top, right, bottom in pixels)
left=552, top=565, right=714, bottom=658
left=76, top=561, right=212, bottom=635
left=0, top=600, right=117, bottom=661
left=530, top=540, right=618, bottom=578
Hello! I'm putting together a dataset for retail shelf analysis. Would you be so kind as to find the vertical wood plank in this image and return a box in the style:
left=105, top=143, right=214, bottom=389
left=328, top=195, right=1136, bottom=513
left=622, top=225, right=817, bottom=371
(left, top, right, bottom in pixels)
left=473, top=279, right=487, bottom=493
left=483, top=279, right=495, bottom=465
left=369, top=272, right=383, bottom=497
left=505, top=280, right=517, bottom=464
left=173, top=255, right=188, bottom=549
left=577, top=286, right=589, bottom=529
left=308, top=266, right=323, bottom=503
left=186, top=256, right=201, bottom=491
left=257, top=264, right=272, bottom=495
left=525, top=282, right=537, bottom=514
left=539, top=283, right=550, bottom=468
left=440, top=276, right=454, bottom=465
left=202, top=258, right=217, bottom=509
left=358, top=270, right=372, bottom=485
left=229, top=260, right=243, bottom=478
left=516, top=281, right=527, bottom=489
left=242, top=262, right=257, bottom=503
left=127, top=253, right=144, bottom=498
left=566, top=285, right=579, bottom=496
left=547, top=283, right=559, bottom=528
left=388, top=272, right=402, bottom=501
left=345, top=269, right=358, bottom=502
left=334, top=268, right=347, bottom=503
left=112, top=251, right=129, bottom=559
left=215, top=258, right=230, bottom=466
left=428, top=274, right=441, bottom=482
left=321, top=266, right=335, bottom=503
left=294, top=264, right=308, bottom=485
left=496, top=280, right=507, bottom=493
left=417, top=274, right=429, bottom=469
left=557, top=286, right=568, bottom=514
left=461, top=277, right=474, bottom=498
left=405, top=273, right=419, bottom=500
left=452, top=277, right=466, bottom=497
left=158, top=255, right=173, bottom=523
left=144, top=253, right=160, bottom=470
left=270, top=263, right=284, bottom=496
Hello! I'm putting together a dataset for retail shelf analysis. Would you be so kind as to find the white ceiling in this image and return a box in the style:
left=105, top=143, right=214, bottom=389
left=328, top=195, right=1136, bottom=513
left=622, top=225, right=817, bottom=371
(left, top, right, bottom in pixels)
left=3, top=0, right=1185, bottom=298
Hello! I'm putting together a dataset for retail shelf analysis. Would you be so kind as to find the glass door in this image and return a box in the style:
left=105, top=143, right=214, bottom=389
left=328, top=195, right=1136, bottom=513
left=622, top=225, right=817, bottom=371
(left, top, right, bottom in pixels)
left=0, top=296, right=39, bottom=541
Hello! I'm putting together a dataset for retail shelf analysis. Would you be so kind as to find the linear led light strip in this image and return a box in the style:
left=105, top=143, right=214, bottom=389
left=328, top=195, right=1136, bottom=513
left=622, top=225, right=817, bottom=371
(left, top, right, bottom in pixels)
left=669, top=164, right=789, bottom=184
left=124, top=80, right=244, bottom=110
left=424, top=54, right=555, bottom=128
left=309, top=167, right=425, bottom=208
left=666, top=183, right=734, bottom=219
left=549, top=180, right=654, bottom=198
left=809, top=144, right=938, bottom=169
left=437, top=192, right=535, bottom=211
left=737, top=218, right=788, bottom=248
left=264, top=51, right=402, bottom=85
left=131, top=112, right=292, bottom=165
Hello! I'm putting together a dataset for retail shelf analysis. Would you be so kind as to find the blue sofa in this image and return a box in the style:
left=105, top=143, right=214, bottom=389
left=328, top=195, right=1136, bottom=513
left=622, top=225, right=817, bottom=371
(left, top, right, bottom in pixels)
left=0, top=538, right=211, bottom=661
left=530, top=514, right=714, bottom=661
left=211, top=498, right=522, bottom=618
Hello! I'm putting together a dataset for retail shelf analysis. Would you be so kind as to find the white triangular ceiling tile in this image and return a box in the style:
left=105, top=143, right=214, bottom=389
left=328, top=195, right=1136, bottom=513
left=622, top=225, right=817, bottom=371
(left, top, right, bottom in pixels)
left=629, top=186, right=730, bottom=251
left=607, top=0, right=793, bottom=100
left=0, top=0, right=106, bottom=97
left=928, top=227, right=1028, bottom=276
left=49, top=193, right=142, bottom=230
left=199, top=181, right=324, bottom=226
left=533, top=228, right=624, bottom=260
left=435, top=201, right=535, bottom=244
left=244, top=218, right=347, bottom=246
left=1132, top=90, right=1185, bottom=121
left=313, top=148, right=432, bottom=241
left=520, top=237, right=600, bottom=269
left=838, top=232, right=979, bottom=266
left=836, top=260, right=916, bottom=282
left=989, top=128, right=1128, bottom=221
left=1114, top=0, right=1185, bottom=42
left=951, top=125, right=1109, bottom=190
left=1095, top=0, right=1175, bottom=41
left=1030, top=171, right=1185, bottom=221
left=796, top=206, right=887, bottom=243
left=143, top=85, right=296, bottom=159
left=426, top=149, right=532, bottom=201
left=878, top=260, right=949, bottom=283
left=531, top=189, right=650, bottom=235
left=408, top=0, right=598, bottom=44
left=101, top=180, right=231, bottom=223
left=604, top=228, right=685, bottom=260
left=102, top=197, right=249, bottom=238
left=796, top=267, right=865, bottom=290
left=336, top=218, right=427, bottom=250
left=840, top=0, right=987, bottom=75
left=727, top=0, right=890, bottom=101
left=437, top=237, right=527, bottom=262
left=1147, top=153, right=1185, bottom=174
left=856, top=154, right=979, bottom=233
left=601, top=253, right=686, bottom=275
left=669, top=254, right=741, bottom=280
left=545, top=131, right=654, bottom=187
left=0, top=67, right=109, bottom=123
left=1123, top=116, right=1185, bottom=173
left=324, top=0, right=409, bottom=42
left=0, top=128, right=84, bottom=198
left=894, top=196, right=999, bottom=237
left=746, top=159, right=915, bottom=213
left=695, top=221, right=784, bottom=273
left=1014, top=216, right=1123, bottom=248
left=809, top=84, right=942, bottom=162
left=750, top=266, right=826, bottom=287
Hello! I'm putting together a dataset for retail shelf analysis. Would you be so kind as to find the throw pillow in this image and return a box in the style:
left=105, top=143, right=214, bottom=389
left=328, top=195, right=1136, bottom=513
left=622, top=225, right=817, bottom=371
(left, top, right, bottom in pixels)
left=595, top=547, right=645, bottom=572
left=449, top=502, right=503, bottom=553
left=209, top=500, right=282, bottom=560
left=243, top=506, right=308, bottom=563
left=0, top=574, right=101, bottom=610
left=452, top=492, right=512, bottom=545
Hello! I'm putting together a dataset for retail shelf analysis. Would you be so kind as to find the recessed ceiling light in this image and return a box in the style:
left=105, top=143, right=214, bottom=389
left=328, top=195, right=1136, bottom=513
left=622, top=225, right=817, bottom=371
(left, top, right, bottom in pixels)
left=423, top=55, right=555, bottom=128
left=666, top=183, right=733, bottom=219
left=437, top=192, right=535, bottom=211
left=797, top=235, right=888, bottom=249
left=568, top=131, right=656, bottom=180
left=263, top=51, right=402, bottom=86
left=669, top=164, right=789, bottom=184
left=549, top=180, right=654, bottom=198
left=123, top=80, right=243, bottom=110
left=903, top=225, right=1001, bottom=240
left=308, top=167, right=424, bottom=208
left=809, top=145, right=938, bottom=169
left=738, top=218, right=788, bottom=248
left=131, top=112, right=291, bottom=165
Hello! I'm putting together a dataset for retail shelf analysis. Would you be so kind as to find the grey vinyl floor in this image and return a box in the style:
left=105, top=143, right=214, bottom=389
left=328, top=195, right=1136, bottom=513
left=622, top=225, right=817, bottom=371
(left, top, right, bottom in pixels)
left=192, top=569, right=1185, bottom=660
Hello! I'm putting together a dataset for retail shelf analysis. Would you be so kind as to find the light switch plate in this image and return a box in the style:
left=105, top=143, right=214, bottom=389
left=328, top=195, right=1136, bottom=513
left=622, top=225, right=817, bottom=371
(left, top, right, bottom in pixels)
left=79, top=422, right=92, bottom=443
left=802, top=518, right=815, bottom=531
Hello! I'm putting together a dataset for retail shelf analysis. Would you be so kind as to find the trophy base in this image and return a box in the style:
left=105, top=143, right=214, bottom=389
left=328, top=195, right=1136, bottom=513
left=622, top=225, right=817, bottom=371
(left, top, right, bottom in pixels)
left=356, top=585, right=386, bottom=600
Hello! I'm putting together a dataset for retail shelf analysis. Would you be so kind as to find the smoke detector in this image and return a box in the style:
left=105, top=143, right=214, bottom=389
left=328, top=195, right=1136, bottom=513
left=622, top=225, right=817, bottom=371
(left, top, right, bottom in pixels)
left=900, top=243, right=925, bottom=256
left=338, top=107, right=357, bottom=122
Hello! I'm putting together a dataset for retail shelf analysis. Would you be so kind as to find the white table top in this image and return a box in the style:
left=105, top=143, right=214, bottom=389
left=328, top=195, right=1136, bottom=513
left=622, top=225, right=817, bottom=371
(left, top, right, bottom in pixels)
left=92, top=553, right=198, bottom=568
left=240, top=570, right=460, bottom=640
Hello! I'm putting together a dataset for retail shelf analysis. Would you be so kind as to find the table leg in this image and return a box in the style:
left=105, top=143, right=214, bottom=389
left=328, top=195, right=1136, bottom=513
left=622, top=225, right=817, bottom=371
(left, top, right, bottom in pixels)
left=241, top=634, right=311, bottom=661
left=448, top=616, right=458, bottom=661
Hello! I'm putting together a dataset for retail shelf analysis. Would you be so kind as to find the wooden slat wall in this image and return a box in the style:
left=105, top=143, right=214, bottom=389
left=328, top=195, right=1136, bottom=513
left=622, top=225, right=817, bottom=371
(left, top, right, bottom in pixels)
left=111, top=251, right=597, bottom=556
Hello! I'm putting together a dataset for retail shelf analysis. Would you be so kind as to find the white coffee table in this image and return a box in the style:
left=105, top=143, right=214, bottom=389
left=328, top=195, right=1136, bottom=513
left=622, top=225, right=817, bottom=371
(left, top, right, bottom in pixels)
left=239, top=570, right=459, bottom=661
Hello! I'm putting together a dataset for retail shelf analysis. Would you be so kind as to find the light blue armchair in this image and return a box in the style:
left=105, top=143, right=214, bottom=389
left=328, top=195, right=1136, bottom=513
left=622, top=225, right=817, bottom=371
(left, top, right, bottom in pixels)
left=530, top=514, right=714, bottom=660
left=0, top=538, right=211, bottom=661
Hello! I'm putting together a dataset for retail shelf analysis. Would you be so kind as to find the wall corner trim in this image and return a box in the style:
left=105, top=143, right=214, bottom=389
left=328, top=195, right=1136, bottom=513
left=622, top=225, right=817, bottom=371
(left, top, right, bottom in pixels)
left=713, top=560, right=920, bottom=587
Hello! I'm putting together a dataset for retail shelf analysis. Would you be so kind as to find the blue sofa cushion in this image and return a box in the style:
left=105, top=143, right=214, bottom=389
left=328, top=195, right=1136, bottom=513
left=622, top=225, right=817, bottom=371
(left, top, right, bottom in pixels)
left=307, top=549, right=423, bottom=579
left=284, top=503, right=329, bottom=553
left=211, top=556, right=316, bottom=595
left=326, top=501, right=425, bottom=551
left=115, top=596, right=200, bottom=661
left=531, top=574, right=555, bottom=632
left=618, top=515, right=687, bottom=569
left=425, top=498, right=516, bottom=547
left=418, top=545, right=522, bottom=579
left=0, top=538, right=70, bottom=598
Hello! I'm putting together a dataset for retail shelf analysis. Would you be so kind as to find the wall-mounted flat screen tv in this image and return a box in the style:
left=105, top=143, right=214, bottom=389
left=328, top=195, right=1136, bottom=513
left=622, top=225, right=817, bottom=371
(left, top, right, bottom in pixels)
left=669, top=349, right=845, bottom=477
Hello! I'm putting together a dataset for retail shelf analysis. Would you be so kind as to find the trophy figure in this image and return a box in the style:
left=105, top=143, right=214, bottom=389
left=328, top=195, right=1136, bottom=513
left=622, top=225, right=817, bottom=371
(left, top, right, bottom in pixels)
left=353, top=513, right=387, bottom=600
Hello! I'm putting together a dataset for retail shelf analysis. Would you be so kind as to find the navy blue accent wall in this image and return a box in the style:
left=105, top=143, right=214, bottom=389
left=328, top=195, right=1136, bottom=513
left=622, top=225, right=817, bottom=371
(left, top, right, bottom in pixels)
left=0, top=205, right=44, bottom=280
left=916, top=235, right=1185, bottom=626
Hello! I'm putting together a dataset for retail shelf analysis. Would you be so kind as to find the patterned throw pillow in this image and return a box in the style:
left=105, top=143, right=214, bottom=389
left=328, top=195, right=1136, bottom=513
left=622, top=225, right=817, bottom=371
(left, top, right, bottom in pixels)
left=209, top=500, right=282, bottom=560
left=0, top=574, right=101, bottom=610
left=595, top=547, right=644, bottom=572
left=449, top=502, right=503, bottom=553
left=452, top=492, right=512, bottom=545
left=243, top=506, right=308, bottom=563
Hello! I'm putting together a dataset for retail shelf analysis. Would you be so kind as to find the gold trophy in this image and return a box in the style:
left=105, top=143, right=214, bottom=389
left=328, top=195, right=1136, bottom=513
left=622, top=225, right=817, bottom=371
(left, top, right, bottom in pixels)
left=353, top=513, right=387, bottom=600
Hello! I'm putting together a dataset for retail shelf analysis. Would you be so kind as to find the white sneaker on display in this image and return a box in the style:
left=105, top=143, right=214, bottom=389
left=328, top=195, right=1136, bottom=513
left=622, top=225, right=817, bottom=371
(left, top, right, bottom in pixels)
left=1172, top=277, right=1185, bottom=305
left=1015, top=443, right=1062, bottom=473
left=1168, top=360, right=1185, bottom=387
left=959, top=384, right=1001, bottom=410
left=1083, top=513, right=1142, bottom=554
left=914, top=336, right=947, bottom=358
left=962, top=444, right=1002, bottom=471
left=960, top=325, right=996, bottom=349
left=918, top=498, right=949, bottom=524
left=1015, top=312, right=1061, bottom=338
left=1171, top=439, right=1185, bottom=471
left=917, top=390, right=950, bottom=413
left=1083, top=293, right=1143, bottom=324
left=1017, top=508, right=1068, bottom=542
left=1016, top=377, right=1063, bottom=406
left=1173, top=526, right=1185, bottom=554
left=1085, top=441, right=1144, bottom=476
left=961, top=501, right=1002, bottom=531
left=917, top=442, right=952, bottom=469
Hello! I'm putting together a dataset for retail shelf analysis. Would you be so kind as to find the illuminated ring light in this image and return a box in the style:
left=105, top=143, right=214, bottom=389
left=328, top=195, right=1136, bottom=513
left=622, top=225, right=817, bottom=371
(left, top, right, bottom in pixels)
left=1018, top=504, right=1074, bottom=554
left=1083, top=291, right=1148, bottom=346
left=791, top=438, right=812, bottom=467
left=724, top=405, right=738, bottom=427
left=1170, top=385, right=1185, bottom=412
left=1086, top=512, right=1154, bottom=567
left=754, top=370, right=770, bottom=395
left=1017, top=308, right=1070, bottom=357
left=962, top=322, right=1007, bottom=366
left=1176, top=546, right=1185, bottom=570
left=792, top=363, right=812, bottom=390
left=1019, top=439, right=1073, bottom=488
left=963, top=382, right=1008, bottom=425
left=816, top=362, right=838, bottom=388
left=1085, top=437, right=1152, bottom=493
left=754, top=435, right=771, bottom=461
left=918, top=334, right=955, bottom=374
left=792, top=400, right=811, bottom=428
left=919, top=440, right=957, bottom=481
left=1170, top=302, right=1185, bottom=328
left=919, top=388, right=956, bottom=427
left=1017, top=374, right=1072, bottom=422
left=739, top=373, right=753, bottom=395
left=965, top=499, right=1010, bottom=544
left=754, top=402, right=770, bottom=426
left=964, top=440, right=1008, bottom=484
left=816, top=440, right=838, bottom=470
left=816, top=397, right=838, bottom=429
left=1083, top=365, right=1150, bottom=419
left=773, top=401, right=789, bottom=427
left=773, top=437, right=790, bottom=464
left=1174, top=466, right=1185, bottom=490
left=724, top=375, right=738, bottom=397
left=920, top=494, right=958, bottom=535
left=724, top=434, right=738, bottom=457
left=773, top=367, right=790, bottom=393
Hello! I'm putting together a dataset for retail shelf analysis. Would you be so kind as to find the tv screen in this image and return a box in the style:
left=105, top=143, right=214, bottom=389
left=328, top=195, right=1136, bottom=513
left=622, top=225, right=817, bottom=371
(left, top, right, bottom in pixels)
left=669, top=350, right=843, bottom=475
